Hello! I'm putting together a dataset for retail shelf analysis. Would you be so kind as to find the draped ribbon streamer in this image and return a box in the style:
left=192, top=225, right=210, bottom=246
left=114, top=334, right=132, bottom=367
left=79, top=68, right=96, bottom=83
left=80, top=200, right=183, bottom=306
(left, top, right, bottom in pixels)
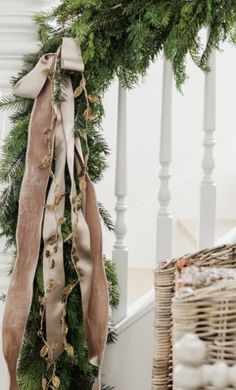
left=2, top=38, right=109, bottom=390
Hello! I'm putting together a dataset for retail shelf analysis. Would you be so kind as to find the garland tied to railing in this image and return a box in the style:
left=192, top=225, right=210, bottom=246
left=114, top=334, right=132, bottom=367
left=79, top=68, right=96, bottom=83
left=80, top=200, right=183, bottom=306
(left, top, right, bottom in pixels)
left=2, top=38, right=109, bottom=390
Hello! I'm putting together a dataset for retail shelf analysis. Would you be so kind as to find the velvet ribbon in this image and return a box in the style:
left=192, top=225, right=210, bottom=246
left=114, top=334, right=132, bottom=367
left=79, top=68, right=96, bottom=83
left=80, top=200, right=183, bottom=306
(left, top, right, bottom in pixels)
left=2, top=38, right=109, bottom=390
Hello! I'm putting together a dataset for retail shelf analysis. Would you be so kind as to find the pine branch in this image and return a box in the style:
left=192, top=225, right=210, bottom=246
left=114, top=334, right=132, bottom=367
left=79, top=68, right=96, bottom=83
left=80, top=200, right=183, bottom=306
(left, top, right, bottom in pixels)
left=107, top=324, right=118, bottom=344
left=105, top=258, right=120, bottom=310
left=88, top=128, right=110, bottom=156
left=98, top=202, right=114, bottom=231
left=10, top=109, right=30, bottom=124
left=101, top=385, right=115, bottom=390
left=118, top=67, right=138, bottom=89
left=0, top=153, right=24, bottom=183
left=0, top=293, right=6, bottom=302
left=0, top=95, right=27, bottom=112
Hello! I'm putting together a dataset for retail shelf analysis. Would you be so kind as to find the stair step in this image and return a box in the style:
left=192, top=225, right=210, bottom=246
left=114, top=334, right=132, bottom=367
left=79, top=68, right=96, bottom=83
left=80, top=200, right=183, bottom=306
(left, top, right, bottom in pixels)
left=177, top=219, right=236, bottom=247
left=128, top=267, right=154, bottom=305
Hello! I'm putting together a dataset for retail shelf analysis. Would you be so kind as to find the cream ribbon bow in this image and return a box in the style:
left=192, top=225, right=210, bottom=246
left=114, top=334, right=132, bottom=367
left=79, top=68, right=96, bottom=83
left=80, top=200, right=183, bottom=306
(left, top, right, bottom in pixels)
left=2, top=38, right=109, bottom=390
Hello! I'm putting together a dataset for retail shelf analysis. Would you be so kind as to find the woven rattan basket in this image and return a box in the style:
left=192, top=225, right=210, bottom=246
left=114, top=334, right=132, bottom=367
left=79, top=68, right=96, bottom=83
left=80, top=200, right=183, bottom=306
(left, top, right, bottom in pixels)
left=152, top=244, right=236, bottom=390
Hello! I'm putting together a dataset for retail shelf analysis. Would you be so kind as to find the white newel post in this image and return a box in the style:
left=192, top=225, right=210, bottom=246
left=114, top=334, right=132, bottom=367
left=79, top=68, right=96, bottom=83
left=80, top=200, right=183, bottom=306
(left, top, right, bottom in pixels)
left=0, top=0, right=53, bottom=290
left=199, top=48, right=216, bottom=249
left=0, top=1, right=53, bottom=386
left=0, top=0, right=53, bottom=140
left=112, top=81, right=128, bottom=323
left=156, top=58, right=173, bottom=265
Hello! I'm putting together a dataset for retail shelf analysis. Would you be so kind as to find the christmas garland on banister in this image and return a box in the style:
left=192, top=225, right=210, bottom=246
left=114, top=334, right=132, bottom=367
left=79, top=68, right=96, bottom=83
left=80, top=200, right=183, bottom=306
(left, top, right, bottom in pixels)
left=0, top=1, right=236, bottom=390
left=37, top=0, right=236, bottom=89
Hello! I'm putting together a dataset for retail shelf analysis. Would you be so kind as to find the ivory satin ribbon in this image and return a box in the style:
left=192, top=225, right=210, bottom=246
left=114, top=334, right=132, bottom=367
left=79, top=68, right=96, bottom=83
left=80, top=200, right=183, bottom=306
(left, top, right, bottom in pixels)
left=2, top=38, right=109, bottom=390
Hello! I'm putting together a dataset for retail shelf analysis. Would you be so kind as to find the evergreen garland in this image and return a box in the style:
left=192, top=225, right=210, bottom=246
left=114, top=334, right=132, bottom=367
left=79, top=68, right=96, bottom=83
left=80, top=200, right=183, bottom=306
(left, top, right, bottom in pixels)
left=1, top=0, right=236, bottom=389
left=39, top=0, right=236, bottom=89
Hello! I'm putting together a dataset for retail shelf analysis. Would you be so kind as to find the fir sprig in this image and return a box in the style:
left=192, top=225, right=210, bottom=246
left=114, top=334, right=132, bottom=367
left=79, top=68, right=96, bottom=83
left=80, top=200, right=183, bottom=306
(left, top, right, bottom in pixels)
left=46, top=0, right=236, bottom=89
left=98, top=202, right=114, bottom=231
left=0, top=94, right=27, bottom=112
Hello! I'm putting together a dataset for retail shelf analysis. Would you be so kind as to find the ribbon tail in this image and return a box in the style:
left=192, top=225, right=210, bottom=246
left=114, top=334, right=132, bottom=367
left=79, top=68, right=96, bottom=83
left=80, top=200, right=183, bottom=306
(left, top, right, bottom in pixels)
left=41, top=42, right=83, bottom=363
left=84, top=174, right=109, bottom=366
left=2, top=79, right=55, bottom=390
left=74, top=148, right=109, bottom=388
left=92, top=374, right=102, bottom=390
left=42, top=105, right=66, bottom=361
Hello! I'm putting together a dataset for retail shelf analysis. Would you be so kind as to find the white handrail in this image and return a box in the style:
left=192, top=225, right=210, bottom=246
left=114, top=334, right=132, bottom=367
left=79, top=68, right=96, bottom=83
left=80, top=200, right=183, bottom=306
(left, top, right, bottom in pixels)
left=112, top=81, right=128, bottom=323
left=199, top=48, right=216, bottom=249
left=156, top=57, right=173, bottom=264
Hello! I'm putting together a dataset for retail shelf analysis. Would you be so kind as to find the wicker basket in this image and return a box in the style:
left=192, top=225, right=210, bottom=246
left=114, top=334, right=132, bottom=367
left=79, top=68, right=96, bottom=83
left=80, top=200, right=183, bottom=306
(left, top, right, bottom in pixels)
left=152, top=244, right=236, bottom=390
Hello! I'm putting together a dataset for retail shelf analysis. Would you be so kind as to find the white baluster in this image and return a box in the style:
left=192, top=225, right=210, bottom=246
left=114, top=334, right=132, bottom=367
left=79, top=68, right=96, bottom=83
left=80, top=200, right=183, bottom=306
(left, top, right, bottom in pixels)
left=156, top=58, right=173, bottom=265
left=199, top=48, right=216, bottom=249
left=174, top=334, right=236, bottom=389
left=112, top=81, right=128, bottom=323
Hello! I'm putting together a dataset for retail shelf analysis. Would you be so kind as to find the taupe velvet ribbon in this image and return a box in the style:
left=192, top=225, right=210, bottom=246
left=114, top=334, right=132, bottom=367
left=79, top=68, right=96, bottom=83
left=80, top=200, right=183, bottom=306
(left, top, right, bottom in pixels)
left=2, top=38, right=109, bottom=390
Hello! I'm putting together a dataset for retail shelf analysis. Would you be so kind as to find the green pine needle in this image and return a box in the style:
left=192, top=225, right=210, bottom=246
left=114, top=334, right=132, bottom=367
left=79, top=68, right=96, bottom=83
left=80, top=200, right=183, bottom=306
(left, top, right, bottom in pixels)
left=98, top=202, right=114, bottom=231
left=0, top=95, right=27, bottom=112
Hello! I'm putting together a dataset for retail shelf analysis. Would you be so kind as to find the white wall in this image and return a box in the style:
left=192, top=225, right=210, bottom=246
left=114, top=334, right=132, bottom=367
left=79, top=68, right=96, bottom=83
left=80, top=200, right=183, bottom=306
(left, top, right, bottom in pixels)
left=103, top=303, right=154, bottom=390
left=97, top=42, right=236, bottom=268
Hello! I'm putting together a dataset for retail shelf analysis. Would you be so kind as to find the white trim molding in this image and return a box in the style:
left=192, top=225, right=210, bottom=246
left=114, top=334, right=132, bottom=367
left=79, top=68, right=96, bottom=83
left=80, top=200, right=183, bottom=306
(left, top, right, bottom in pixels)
left=0, top=0, right=53, bottom=91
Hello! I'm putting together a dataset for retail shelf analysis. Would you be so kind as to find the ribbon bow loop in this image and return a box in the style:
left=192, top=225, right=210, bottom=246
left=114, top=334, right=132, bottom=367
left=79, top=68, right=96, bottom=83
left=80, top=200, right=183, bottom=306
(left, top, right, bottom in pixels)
left=61, top=37, right=84, bottom=72
left=13, top=38, right=84, bottom=99
left=13, top=54, right=55, bottom=99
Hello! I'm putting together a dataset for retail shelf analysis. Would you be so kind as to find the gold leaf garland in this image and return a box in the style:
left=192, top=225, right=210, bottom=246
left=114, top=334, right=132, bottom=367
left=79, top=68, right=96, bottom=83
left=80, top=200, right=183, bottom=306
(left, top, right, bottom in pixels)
left=37, top=49, right=63, bottom=390
left=58, top=71, right=96, bottom=367
left=46, top=279, right=61, bottom=293
left=37, top=49, right=96, bottom=389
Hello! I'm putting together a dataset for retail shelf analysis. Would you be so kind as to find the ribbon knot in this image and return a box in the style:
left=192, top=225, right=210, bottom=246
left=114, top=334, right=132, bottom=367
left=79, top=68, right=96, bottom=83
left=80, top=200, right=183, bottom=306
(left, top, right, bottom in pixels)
left=13, top=38, right=84, bottom=99
left=2, top=38, right=109, bottom=390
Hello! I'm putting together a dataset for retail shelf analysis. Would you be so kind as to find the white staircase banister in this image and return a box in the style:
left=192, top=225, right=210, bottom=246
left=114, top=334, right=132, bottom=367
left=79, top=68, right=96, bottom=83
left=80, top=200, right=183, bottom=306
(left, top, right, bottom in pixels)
left=156, top=57, right=173, bottom=265
left=199, top=47, right=216, bottom=249
left=112, top=81, right=128, bottom=323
